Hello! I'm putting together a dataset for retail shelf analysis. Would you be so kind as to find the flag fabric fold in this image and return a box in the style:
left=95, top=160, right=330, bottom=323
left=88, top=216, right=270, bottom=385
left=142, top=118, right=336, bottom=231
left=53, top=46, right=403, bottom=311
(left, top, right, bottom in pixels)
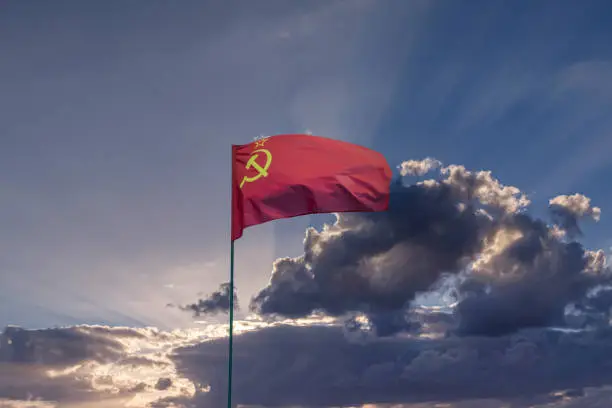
left=231, top=134, right=392, bottom=241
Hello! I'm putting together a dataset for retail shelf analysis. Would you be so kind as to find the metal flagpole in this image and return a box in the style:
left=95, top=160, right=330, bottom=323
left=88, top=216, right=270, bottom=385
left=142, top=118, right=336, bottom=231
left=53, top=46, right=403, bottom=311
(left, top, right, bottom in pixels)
left=227, top=239, right=235, bottom=408
left=227, top=142, right=236, bottom=408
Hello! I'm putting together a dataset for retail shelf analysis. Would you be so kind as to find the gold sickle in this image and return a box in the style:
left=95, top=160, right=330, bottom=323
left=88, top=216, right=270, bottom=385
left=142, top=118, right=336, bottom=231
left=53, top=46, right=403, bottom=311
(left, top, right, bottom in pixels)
left=240, top=148, right=273, bottom=189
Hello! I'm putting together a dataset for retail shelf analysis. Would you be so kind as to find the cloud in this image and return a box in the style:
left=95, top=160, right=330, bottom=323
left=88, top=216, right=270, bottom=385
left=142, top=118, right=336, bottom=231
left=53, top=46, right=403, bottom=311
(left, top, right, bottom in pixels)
left=250, top=168, right=489, bottom=327
left=169, top=324, right=612, bottom=407
left=0, top=325, right=131, bottom=365
left=533, top=59, right=612, bottom=194
left=0, top=400, right=58, bottom=408
left=178, top=283, right=238, bottom=317
left=455, top=217, right=609, bottom=336
left=250, top=160, right=609, bottom=338
left=399, top=158, right=442, bottom=176
left=554, top=60, right=612, bottom=103
left=439, top=165, right=530, bottom=215
left=549, top=193, right=602, bottom=237
left=0, top=324, right=212, bottom=407
left=5, top=321, right=612, bottom=407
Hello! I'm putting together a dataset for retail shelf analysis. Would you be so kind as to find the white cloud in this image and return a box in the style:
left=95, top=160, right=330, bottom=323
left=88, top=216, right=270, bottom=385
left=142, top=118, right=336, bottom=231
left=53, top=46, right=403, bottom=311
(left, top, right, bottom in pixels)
left=550, top=193, right=601, bottom=222
left=399, top=158, right=442, bottom=176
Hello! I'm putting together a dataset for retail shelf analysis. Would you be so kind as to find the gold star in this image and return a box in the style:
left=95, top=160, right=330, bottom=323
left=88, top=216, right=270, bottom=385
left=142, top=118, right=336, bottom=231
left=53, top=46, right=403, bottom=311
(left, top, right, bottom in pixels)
left=255, top=137, right=269, bottom=148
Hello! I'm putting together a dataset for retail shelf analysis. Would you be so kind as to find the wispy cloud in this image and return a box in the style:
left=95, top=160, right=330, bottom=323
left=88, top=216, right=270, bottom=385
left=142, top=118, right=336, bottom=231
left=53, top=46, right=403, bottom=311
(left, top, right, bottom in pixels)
left=533, top=60, right=612, bottom=194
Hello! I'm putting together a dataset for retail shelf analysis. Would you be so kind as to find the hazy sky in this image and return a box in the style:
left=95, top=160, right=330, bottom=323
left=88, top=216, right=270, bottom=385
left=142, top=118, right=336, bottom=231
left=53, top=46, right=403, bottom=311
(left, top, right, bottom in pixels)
left=2, top=0, right=612, bottom=330
left=3, top=1, right=612, bottom=408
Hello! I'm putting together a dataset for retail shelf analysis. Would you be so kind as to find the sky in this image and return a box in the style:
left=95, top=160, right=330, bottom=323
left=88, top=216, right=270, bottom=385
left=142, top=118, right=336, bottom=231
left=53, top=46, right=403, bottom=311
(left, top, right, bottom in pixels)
left=1, top=0, right=612, bottom=407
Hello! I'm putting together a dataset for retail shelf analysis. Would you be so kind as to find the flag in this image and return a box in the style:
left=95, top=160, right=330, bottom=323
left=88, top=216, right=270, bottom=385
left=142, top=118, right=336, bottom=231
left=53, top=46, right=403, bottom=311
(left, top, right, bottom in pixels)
left=232, top=134, right=392, bottom=240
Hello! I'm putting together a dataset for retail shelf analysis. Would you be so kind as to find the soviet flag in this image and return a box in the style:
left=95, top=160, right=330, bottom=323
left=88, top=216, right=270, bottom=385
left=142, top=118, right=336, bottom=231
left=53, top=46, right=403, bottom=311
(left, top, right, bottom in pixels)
left=231, top=134, right=392, bottom=240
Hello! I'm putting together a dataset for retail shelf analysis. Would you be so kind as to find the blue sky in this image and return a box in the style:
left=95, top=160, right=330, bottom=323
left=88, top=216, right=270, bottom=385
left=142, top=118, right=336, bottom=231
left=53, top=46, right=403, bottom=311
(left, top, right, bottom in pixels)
left=2, top=0, right=612, bottom=331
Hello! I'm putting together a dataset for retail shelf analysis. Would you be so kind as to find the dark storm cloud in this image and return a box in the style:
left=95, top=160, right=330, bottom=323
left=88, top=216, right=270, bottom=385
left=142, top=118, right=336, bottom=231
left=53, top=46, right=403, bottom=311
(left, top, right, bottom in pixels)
left=5, top=322, right=612, bottom=407
left=169, top=324, right=612, bottom=407
left=250, top=165, right=498, bottom=317
left=179, top=282, right=238, bottom=317
left=0, top=325, right=125, bottom=365
left=250, top=160, right=610, bottom=337
left=455, top=215, right=609, bottom=336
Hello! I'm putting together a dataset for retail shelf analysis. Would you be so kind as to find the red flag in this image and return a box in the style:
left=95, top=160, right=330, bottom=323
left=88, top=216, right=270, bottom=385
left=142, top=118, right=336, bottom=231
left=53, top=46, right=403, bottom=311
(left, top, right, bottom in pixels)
left=232, top=134, right=392, bottom=241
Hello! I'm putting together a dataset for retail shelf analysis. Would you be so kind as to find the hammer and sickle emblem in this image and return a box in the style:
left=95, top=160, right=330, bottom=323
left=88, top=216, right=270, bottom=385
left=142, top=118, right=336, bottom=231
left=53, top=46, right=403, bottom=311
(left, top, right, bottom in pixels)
left=239, top=148, right=273, bottom=189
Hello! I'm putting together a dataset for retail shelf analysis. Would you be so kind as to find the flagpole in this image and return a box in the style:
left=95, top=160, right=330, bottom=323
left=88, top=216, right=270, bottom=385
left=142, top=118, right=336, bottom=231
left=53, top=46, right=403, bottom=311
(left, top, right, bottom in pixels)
left=227, top=239, right=235, bottom=408
left=227, top=143, right=235, bottom=408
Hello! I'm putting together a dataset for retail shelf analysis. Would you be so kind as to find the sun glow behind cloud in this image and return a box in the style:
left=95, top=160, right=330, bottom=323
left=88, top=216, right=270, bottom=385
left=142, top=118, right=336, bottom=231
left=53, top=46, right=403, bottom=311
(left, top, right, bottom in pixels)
left=42, top=326, right=212, bottom=407
left=0, top=317, right=334, bottom=408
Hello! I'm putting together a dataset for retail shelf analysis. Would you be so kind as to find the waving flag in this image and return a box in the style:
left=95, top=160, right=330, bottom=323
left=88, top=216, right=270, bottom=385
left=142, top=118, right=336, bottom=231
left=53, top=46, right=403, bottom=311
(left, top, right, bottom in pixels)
left=231, top=134, right=392, bottom=240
